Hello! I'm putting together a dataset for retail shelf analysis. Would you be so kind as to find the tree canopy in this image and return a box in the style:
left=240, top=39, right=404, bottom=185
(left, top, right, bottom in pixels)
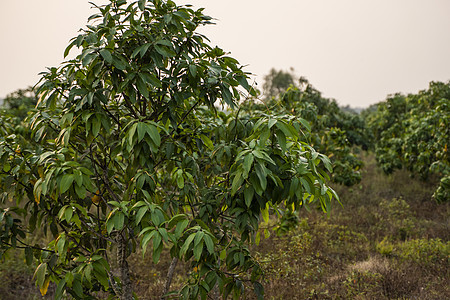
left=0, top=1, right=338, bottom=299
left=365, top=81, right=449, bottom=202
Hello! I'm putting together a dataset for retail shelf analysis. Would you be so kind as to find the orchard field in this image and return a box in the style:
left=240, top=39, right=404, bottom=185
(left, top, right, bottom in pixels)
left=0, top=0, right=448, bottom=299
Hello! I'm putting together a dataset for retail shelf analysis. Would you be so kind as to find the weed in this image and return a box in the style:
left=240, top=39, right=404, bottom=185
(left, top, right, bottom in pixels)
left=343, top=270, right=384, bottom=299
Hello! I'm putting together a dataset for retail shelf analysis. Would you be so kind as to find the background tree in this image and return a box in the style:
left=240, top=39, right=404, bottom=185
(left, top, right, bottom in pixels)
left=364, top=81, right=450, bottom=202
left=1, top=87, right=38, bottom=122
left=0, top=1, right=338, bottom=299
left=262, top=68, right=296, bottom=100
left=256, top=72, right=369, bottom=186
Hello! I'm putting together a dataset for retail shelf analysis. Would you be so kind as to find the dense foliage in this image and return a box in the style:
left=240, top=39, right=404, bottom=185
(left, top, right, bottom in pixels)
left=250, top=76, right=369, bottom=186
left=0, top=1, right=338, bottom=299
left=365, top=81, right=449, bottom=202
left=1, top=88, right=38, bottom=122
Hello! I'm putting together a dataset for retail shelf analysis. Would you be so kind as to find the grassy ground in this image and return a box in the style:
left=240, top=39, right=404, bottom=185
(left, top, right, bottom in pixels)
left=254, top=152, right=449, bottom=299
left=1, top=152, right=449, bottom=299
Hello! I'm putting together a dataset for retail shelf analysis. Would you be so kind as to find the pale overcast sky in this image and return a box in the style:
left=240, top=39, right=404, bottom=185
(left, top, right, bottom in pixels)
left=1, top=0, right=449, bottom=107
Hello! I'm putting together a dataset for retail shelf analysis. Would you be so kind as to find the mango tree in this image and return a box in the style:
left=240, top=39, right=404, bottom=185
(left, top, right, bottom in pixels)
left=0, top=0, right=338, bottom=299
left=365, top=81, right=449, bottom=202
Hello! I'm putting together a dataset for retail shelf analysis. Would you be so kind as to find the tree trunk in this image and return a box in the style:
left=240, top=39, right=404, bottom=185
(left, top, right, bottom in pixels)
left=117, top=234, right=133, bottom=300
left=161, top=257, right=178, bottom=300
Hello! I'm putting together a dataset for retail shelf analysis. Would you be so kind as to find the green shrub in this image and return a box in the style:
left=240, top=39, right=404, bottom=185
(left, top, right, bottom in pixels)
left=377, top=238, right=449, bottom=266
left=376, top=237, right=395, bottom=256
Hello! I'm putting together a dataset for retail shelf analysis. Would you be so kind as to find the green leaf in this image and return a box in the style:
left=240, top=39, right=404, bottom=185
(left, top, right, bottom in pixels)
left=277, top=129, right=287, bottom=152
left=127, top=123, right=138, bottom=146
left=236, top=76, right=253, bottom=95
left=140, top=43, right=152, bottom=57
left=82, top=53, right=96, bottom=66
left=255, top=231, right=261, bottom=245
left=254, top=163, right=267, bottom=191
left=64, top=206, right=73, bottom=222
left=194, top=231, right=204, bottom=247
left=141, top=230, right=157, bottom=254
left=200, top=134, right=214, bottom=151
left=115, top=212, right=125, bottom=230
left=56, top=234, right=66, bottom=255
left=204, top=234, right=215, bottom=255
left=155, top=45, right=176, bottom=57
left=137, top=122, right=146, bottom=142
left=73, top=279, right=83, bottom=298
left=195, top=219, right=211, bottom=231
left=243, top=154, right=254, bottom=176
left=92, top=261, right=109, bottom=289
left=175, top=219, right=189, bottom=238
left=75, top=184, right=87, bottom=199
left=156, top=39, right=173, bottom=47
left=3, top=163, right=10, bottom=172
left=193, top=239, right=204, bottom=261
left=253, top=282, right=264, bottom=300
left=244, top=186, right=254, bottom=208
left=147, top=123, right=161, bottom=147
left=135, top=206, right=148, bottom=225
left=99, top=49, right=112, bottom=63
left=320, top=155, right=333, bottom=172
left=259, top=126, right=270, bottom=146
left=60, top=174, right=74, bottom=194
left=138, top=0, right=146, bottom=11
left=220, top=249, right=227, bottom=260
left=158, top=228, right=169, bottom=242
left=221, top=85, right=234, bottom=107
left=300, top=177, right=312, bottom=194
left=153, top=232, right=162, bottom=254
left=141, top=72, right=162, bottom=88
left=189, top=65, right=197, bottom=77
left=180, top=233, right=196, bottom=257
left=91, top=116, right=101, bottom=137
left=176, top=170, right=184, bottom=189
left=25, top=247, right=33, bottom=265
left=298, top=117, right=311, bottom=132
left=112, top=55, right=127, bottom=70
left=252, top=149, right=275, bottom=165
left=268, top=118, right=277, bottom=129
left=137, top=75, right=149, bottom=99
left=33, top=263, right=47, bottom=288
left=231, top=170, right=243, bottom=195
left=64, top=40, right=76, bottom=58
left=55, top=279, right=66, bottom=300
left=275, top=121, right=298, bottom=139
left=153, top=242, right=163, bottom=264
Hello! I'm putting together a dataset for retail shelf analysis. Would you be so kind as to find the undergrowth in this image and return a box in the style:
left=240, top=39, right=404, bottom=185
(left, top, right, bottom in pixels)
left=1, top=153, right=448, bottom=299
left=254, top=153, right=449, bottom=299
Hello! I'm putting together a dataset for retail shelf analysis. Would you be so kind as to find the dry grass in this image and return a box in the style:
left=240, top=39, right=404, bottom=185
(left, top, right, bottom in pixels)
left=253, top=152, right=449, bottom=299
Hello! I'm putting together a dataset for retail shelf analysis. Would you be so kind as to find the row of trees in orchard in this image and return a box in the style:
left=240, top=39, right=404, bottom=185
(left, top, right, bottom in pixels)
left=363, top=81, right=449, bottom=202
left=0, top=1, right=339, bottom=299
left=260, top=69, right=449, bottom=202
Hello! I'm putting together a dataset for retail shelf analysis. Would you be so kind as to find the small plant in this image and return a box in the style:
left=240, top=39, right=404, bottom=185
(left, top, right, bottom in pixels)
left=343, top=270, right=383, bottom=299
left=376, top=237, right=395, bottom=256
